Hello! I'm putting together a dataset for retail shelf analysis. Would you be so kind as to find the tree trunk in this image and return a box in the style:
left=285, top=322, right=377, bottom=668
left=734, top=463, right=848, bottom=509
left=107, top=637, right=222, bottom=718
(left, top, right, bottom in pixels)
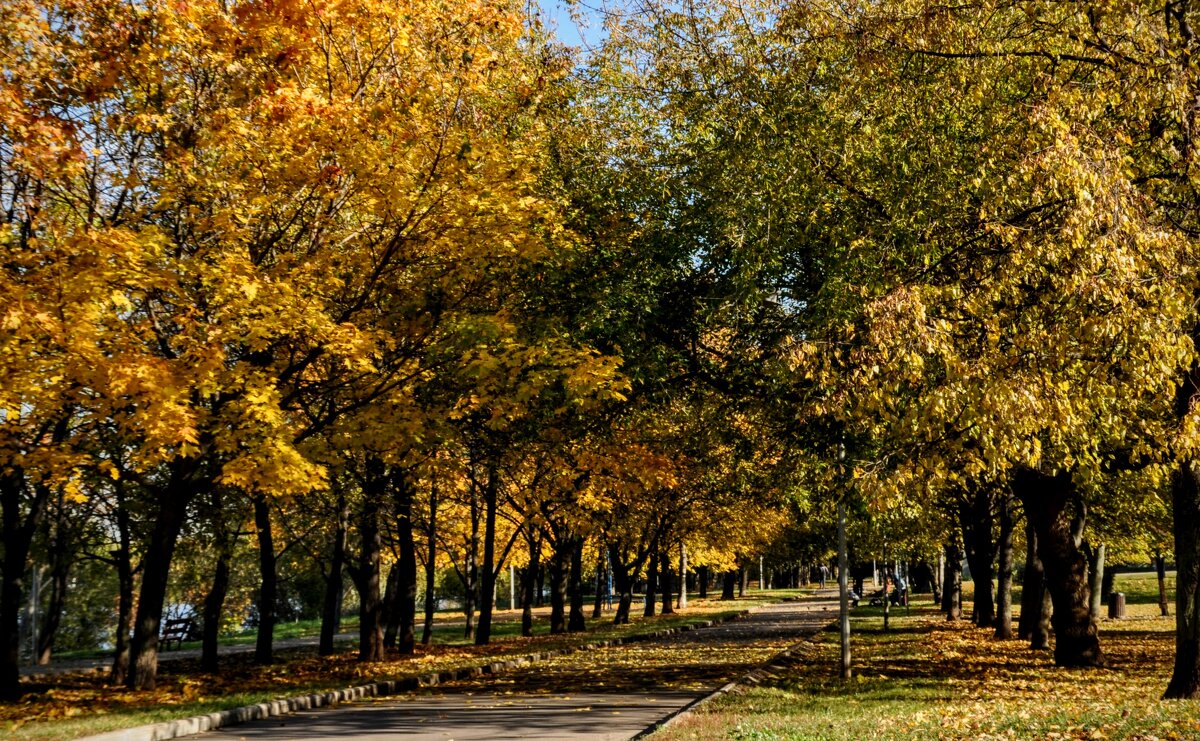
left=319, top=489, right=347, bottom=656
left=252, top=493, right=276, bottom=665
left=128, top=480, right=193, bottom=690
left=37, top=517, right=71, bottom=665
left=962, top=488, right=996, bottom=627
left=592, top=550, right=605, bottom=619
left=475, top=463, right=499, bottom=646
left=1086, top=542, right=1106, bottom=622
left=548, top=537, right=569, bottom=635
left=1166, top=459, right=1200, bottom=697
left=568, top=537, right=586, bottom=632
left=739, top=566, right=748, bottom=597
left=198, top=501, right=230, bottom=671
left=698, top=565, right=709, bottom=598
left=356, top=466, right=385, bottom=662
left=110, top=495, right=136, bottom=686
left=643, top=549, right=658, bottom=617
left=422, top=481, right=438, bottom=646
left=610, top=547, right=634, bottom=625
left=394, top=472, right=417, bottom=654
left=1157, top=553, right=1170, bottom=618
left=722, top=570, right=736, bottom=600
left=382, top=565, right=401, bottom=650
left=521, top=531, right=541, bottom=636
left=942, top=542, right=962, bottom=621
left=1018, top=517, right=1040, bottom=641
left=0, top=473, right=51, bottom=699
left=660, top=546, right=674, bottom=615
left=1014, top=468, right=1103, bottom=668
left=994, top=491, right=1015, bottom=639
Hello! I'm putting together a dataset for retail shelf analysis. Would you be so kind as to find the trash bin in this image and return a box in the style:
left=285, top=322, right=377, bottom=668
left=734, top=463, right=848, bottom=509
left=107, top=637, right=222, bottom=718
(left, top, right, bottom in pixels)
left=1108, top=592, right=1126, bottom=619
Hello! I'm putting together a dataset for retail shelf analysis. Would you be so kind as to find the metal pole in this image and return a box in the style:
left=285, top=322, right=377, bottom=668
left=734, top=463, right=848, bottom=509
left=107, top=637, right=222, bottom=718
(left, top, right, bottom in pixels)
left=759, top=556, right=765, bottom=589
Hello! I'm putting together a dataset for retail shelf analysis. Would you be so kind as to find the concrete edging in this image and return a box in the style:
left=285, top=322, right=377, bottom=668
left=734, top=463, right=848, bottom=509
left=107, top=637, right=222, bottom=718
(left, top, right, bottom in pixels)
left=76, top=609, right=753, bottom=741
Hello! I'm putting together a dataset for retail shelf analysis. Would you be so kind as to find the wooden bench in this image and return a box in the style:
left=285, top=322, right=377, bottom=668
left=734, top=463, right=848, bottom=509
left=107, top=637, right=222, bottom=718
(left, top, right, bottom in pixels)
left=160, top=617, right=196, bottom=650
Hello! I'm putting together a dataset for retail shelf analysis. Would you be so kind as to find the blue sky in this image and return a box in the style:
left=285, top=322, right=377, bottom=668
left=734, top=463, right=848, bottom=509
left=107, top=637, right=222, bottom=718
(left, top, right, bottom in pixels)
left=535, top=0, right=609, bottom=52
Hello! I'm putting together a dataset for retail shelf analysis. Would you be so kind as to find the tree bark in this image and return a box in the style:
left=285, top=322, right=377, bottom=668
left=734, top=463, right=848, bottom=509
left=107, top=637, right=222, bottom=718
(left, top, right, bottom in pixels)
left=722, top=570, right=736, bottom=600
left=394, top=473, right=417, bottom=654
left=355, top=462, right=385, bottom=662
left=252, top=493, right=276, bottom=665
left=422, top=481, right=438, bottom=646
left=592, top=551, right=605, bottom=619
left=128, top=476, right=194, bottom=690
left=643, top=549, right=658, bottom=617
left=475, top=463, right=499, bottom=646
left=382, top=565, right=401, bottom=650
left=698, top=565, right=708, bottom=598
left=568, top=537, right=586, bottom=632
left=548, top=537, right=569, bottom=634
left=610, top=546, right=634, bottom=624
left=942, top=542, right=962, bottom=621
left=319, top=489, right=347, bottom=656
left=1166, top=459, right=1200, bottom=697
left=521, top=531, right=541, bottom=636
left=995, top=491, right=1015, bottom=639
left=962, top=488, right=996, bottom=627
left=1013, top=468, right=1103, bottom=668
left=109, top=489, right=135, bottom=685
left=200, top=512, right=233, bottom=673
left=660, top=546, right=674, bottom=615
left=0, top=472, right=51, bottom=699
left=37, top=505, right=71, bottom=665
left=1018, top=517, right=1040, bottom=641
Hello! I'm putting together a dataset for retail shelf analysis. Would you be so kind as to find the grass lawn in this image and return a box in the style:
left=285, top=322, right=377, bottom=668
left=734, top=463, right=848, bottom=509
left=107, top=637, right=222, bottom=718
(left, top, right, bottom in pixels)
left=655, top=573, right=1197, bottom=741
left=4, top=590, right=802, bottom=741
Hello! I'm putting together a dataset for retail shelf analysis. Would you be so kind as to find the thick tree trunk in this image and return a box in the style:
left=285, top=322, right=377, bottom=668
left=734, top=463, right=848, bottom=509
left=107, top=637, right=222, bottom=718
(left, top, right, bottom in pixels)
left=592, top=551, right=605, bottom=619
left=942, top=542, right=962, bottom=621
left=1014, top=468, right=1103, bottom=668
left=252, top=493, right=276, bottom=665
left=568, top=537, right=586, bottom=632
left=643, top=549, right=658, bottom=617
left=698, top=565, right=709, bottom=598
left=0, top=474, right=51, bottom=699
left=962, top=489, right=996, bottom=627
left=129, top=482, right=193, bottom=690
left=1166, top=459, right=1200, bottom=697
left=1157, top=553, right=1170, bottom=618
left=739, top=566, right=748, bottom=597
left=1086, top=542, right=1106, bottom=622
left=722, top=570, right=737, bottom=600
left=995, top=492, right=1015, bottom=639
left=319, top=490, right=347, bottom=656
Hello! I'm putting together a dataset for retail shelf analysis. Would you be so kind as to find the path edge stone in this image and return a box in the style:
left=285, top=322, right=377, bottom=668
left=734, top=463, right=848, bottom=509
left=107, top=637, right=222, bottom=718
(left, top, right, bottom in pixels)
left=74, top=609, right=753, bottom=741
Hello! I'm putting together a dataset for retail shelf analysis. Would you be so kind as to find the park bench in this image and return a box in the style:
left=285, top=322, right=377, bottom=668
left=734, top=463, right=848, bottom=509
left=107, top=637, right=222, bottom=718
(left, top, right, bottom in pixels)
left=160, top=617, right=197, bottom=650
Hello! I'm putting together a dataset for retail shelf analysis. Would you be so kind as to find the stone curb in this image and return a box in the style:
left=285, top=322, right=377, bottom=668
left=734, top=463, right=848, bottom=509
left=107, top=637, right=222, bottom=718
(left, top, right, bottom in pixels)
left=635, top=598, right=836, bottom=739
left=76, top=609, right=753, bottom=741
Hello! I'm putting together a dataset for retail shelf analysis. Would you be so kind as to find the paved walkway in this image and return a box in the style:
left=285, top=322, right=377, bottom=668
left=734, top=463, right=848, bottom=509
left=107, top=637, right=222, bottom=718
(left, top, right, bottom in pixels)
left=204, top=597, right=838, bottom=741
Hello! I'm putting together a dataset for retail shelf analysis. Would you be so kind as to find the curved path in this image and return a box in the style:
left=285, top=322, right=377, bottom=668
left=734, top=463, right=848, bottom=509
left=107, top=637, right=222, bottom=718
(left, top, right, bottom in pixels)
left=204, top=597, right=837, bottom=741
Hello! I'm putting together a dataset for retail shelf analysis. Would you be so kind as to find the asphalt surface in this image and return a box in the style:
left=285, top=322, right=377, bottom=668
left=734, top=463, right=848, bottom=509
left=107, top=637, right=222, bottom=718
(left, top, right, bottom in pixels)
left=204, top=597, right=838, bottom=741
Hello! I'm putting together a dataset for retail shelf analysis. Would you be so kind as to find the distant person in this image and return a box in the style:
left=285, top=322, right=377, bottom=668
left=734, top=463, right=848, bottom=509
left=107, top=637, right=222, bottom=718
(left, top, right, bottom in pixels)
left=819, top=564, right=829, bottom=588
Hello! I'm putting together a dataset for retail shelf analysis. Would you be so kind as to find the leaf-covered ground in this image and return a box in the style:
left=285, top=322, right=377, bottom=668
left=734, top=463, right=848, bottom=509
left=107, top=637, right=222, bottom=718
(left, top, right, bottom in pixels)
left=2, top=595, right=788, bottom=741
left=655, top=600, right=1200, bottom=741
